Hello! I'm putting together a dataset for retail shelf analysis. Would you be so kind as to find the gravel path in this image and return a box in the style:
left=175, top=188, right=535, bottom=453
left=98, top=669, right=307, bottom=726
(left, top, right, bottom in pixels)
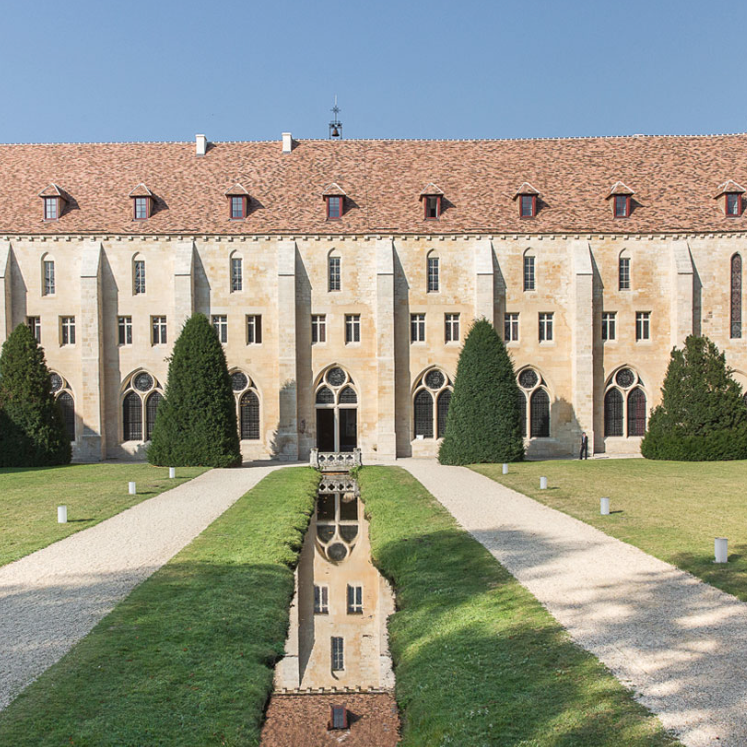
left=397, top=459, right=747, bottom=747
left=0, top=463, right=284, bottom=711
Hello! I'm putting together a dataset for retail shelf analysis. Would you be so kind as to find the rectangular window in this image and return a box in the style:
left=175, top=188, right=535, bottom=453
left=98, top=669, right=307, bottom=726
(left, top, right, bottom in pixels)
left=43, top=260, right=55, bottom=295
left=424, top=195, right=440, bottom=219
left=523, top=256, right=535, bottom=291
left=619, top=257, right=630, bottom=290
left=427, top=256, right=440, bottom=292
left=614, top=195, right=630, bottom=218
left=134, top=260, right=145, bottom=295
left=151, top=316, right=167, bottom=345
left=345, top=314, right=361, bottom=344
left=327, top=196, right=342, bottom=219
left=212, top=315, right=228, bottom=344
left=44, top=197, right=59, bottom=221
left=246, top=315, right=263, bottom=345
left=314, top=585, right=329, bottom=614
left=230, top=196, right=246, bottom=219
left=331, top=637, right=344, bottom=671
left=231, top=257, right=243, bottom=292
left=328, top=256, right=341, bottom=291
left=347, top=585, right=363, bottom=614
left=27, top=316, right=41, bottom=342
left=636, top=311, right=651, bottom=341
left=311, top=314, right=327, bottom=344
left=602, top=312, right=616, bottom=341
left=411, top=313, right=425, bottom=343
left=504, top=312, right=519, bottom=342
left=539, top=312, right=554, bottom=342
left=134, top=196, right=149, bottom=220
left=520, top=195, right=535, bottom=218
left=726, top=193, right=741, bottom=217
left=60, top=316, right=75, bottom=346
left=118, top=316, right=132, bottom=345
left=445, top=313, right=460, bottom=343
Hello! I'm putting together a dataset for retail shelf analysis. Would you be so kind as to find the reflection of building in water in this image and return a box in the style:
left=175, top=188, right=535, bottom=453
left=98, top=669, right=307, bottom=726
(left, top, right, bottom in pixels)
left=275, top=482, right=395, bottom=691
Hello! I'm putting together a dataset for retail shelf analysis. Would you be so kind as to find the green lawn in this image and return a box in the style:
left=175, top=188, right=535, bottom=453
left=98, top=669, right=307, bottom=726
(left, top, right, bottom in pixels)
left=0, top=463, right=208, bottom=567
left=360, top=466, right=679, bottom=747
left=472, top=459, right=747, bottom=602
left=0, top=466, right=318, bottom=747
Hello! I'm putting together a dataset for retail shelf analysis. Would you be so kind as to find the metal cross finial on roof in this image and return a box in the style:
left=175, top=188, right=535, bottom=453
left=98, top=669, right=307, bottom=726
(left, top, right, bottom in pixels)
left=329, top=95, right=343, bottom=140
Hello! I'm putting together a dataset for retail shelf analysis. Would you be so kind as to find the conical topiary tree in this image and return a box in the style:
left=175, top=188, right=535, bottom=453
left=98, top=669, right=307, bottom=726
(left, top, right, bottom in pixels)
left=641, top=335, right=747, bottom=461
left=438, top=318, right=524, bottom=465
left=147, top=314, right=241, bottom=467
left=0, top=324, right=71, bottom=467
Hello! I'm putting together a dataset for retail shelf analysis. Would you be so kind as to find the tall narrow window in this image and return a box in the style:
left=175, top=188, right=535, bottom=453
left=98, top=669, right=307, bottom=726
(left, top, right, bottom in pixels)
left=331, top=637, right=344, bottom=671
left=328, top=256, right=341, bottom=291
left=231, top=257, right=243, bottom=292
left=146, top=391, right=163, bottom=441
left=151, top=316, right=167, bottom=345
left=246, top=315, right=262, bottom=344
left=240, top=390, right=260, bottom=439
left=314, top=585, right=329, bottom=614
left=230, top=195, right=247, bottom=219
left=726, top=193, right=742, bottom=217
left=614, top=194, right=630, bottom=217
left=731, top=254, right=742, bottom=339
left=212, top=315, right=228, bottom=343
left=414, top=389, right=434, bottom=438
left=118, top=316, right=133, bottom=345
left=424, top=195, right=441, bottom=220
left=326, top=195, right=343, bottom=220
left=347, top=585, right=363, bottom=614
left=529, top=389, right=550, bottom=437
left=60, top=316, right=75, bottom=346
left=44, top=260, right=55, bottom=296
left=538, top=313, right=553, bottom=342
left=27, top=316, right=41, bottom=342
left=504, top=313, right=519, bottom=342
left=437, top=389, right=452, bottom=438
left=619, top=257, right=631, bottom=290
left=312, top=314, right=327, bottom=343
left=444, top=313, right=460, bottom=343
left=133, top=196, right=150, bottom=220
left=427, top=256, right=439, bottom=292
left=602, top=312, right=616, bottom=341
left=520, top=194, right=536, bottom=218
left=517, top=390, right=527, bottom=437
left=411, top=313, right=426, bottom=343
left=604, top=388, right=624, bottom=436
left=57, top=392, right=75, bottom=441
left=134, top=259, right=146, bottom=295
left=523, top=255, right=535, bottom=291
left=627, top=388, right=647, bottom=436
left=636, top=312, right=650, bottom=341
left=123, top=391, right=143, bottom=441
left=44, top=197, right=59, bottom=221
left=345, top=314, right=361, bottom=344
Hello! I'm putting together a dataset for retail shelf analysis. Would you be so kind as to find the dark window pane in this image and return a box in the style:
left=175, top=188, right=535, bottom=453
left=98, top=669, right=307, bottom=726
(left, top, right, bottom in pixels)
left=317, top=494, right=335, bottom=521
left=604, top=388, right=624, bottom=437
left=530, top=388, right=550, bottom=437
left=316, top=387, right=334, bottom=404
left=339, top=386, right=357, bottom=404
left=57, top=392, right=75, bottom=441
left=123, top=391, right=142, bottom=441
left=627, top=387, right=647, bottom=436
left=437, top=389, right=451, bottom=438
left=146, top=391, right=163, bottom=440
left=414, top=389, right=434, bottom=438
left=240, top=390, right=260, bottom=440
left=339, top=495, right=358, bottom=521
left=517, top=390, right=527, bottom=437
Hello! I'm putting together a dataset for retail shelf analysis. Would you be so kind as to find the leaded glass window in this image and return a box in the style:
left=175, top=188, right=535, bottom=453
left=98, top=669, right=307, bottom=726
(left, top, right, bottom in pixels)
left=619, top=257, right=630, bottom=290
left=331, top=637, right=344, bottom=671
left=437, top=389, right=451, bottom=438
left=627, top=387, right=646, bottom=436
left=427, top=256, right=439, bottom=292
left=523, top=255, right=535, bottom=291
left=240, top=390, right=260, bottom=440
left=530, top=388, right=550, bottom=437
left=316, top=387, right=334, bottom=404
left=134, top=260, right=145, bottom=295
left=328, top=256, right=341, bottom=291
left=123, top=391, right=143, bottom=441
left=57, top=392, right=75, bottom=441
left=414, top=389, right=434, bottom=438
left=339, top=387, right=357, bottom=404
left=604, top=388, right=623, bottom=437
left=731, top=254, right=742, bottom=339
left=44, top=260, right=55, bottom=295
left=231, top=257, right=243, bottom=291
left=146, top=391, right=163, bottom=440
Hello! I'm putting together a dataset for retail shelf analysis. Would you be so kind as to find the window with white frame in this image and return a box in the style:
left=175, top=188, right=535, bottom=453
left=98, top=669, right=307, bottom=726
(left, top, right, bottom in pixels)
left=538, top=312, right=554, bottom=342
left=504, top=313, right=519, bottom=342
left=427, top=255, right=439, bottom=292
left=134, top=259, right=146, bottom=295
left=27, top=316, right=41, bottom=343
left=328, top=255, right=341, bottom=291
left=636, top=312, right=650, bottom=341
left=312, top=314, right=326, bottom=344
left=212, top=315, right=228, bottom=343
left=411, top=313, right=426, bottom=343
left=413, top=368, right=453, bottom=439
left=314, top=585, right=329, bottom=614
left=231, top=257, right=243, bottom=292
left=619, top=256, right=631, bottom=290
left=246, top=315, right=262, bottom=344
left=43, top=260, right=55, bottom=296
left=331, top=636, right=344, bottom=671
left=347, top=585, right=363, bottom=614
left=602, top=312, right=616, bottom=341
left=345, top=314, right=361, bottom=344
left=523, top=255, right=535, bottom=291
left=60, top=316, right=75, bottom=346
left=44, top=197, right=59, bottom=221
left=118, top=316, right=133, bottom=345
left=121, top=371, right=164, bottom=442
left=444, top=313, right=460, bottom=343
left=604, top=368, right=647, bottom=437
left=151, top=316, right=167, bottom=345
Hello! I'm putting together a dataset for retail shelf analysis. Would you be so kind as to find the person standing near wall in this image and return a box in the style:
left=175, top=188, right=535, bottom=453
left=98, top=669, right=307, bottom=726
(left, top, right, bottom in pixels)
left=579, top=431, right=589, bottom=460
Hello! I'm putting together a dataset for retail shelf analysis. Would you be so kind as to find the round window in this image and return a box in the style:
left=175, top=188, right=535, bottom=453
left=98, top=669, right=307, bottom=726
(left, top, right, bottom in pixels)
left=425, top=370, right=445, bottom=390
left=327, top=543, right=348, bottom=562
left=519, top=369, right=539, bottom=390
left=326, top=367, right=346, bottom=387
left=134, top=372, right=153, bottom=392
left=616, top=368, right=635, bottom=388
left=50, top=373, right=63, bottom=393
left=231, top=372, right=248, bottom=392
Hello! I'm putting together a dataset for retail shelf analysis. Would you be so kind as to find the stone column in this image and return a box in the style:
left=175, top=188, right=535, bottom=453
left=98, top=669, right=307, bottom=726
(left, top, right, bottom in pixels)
left=375, top=239, right=397, bottom=459
left=276, top=240, right=298, bottom=460
left=570, top=240, right=594, bottom=451
left=0, top=241, right=11, bottom=344
left=670, top=240, right=694, bottom=348
left=473, top=239, right=495, bottom=325
left=173, top=240, right=195, bottom=331
left=77, top=241, right=105, bottom=461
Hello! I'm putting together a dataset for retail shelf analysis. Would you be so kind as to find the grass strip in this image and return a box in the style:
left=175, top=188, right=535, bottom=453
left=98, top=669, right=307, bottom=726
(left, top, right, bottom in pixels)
left=0, top=466, right=318, bottom=747
left=360, top=465, right=680, bottom=747
left=0, top=463, right=208, bottom=567
left=472, top=459, right=747, bottom=602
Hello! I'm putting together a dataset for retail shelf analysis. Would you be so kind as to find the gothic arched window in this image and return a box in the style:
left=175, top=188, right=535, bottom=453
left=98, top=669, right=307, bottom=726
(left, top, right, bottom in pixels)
left=517, top=368, right=550, bottom=438
left=627, top=387, right=647, bottom=437
left=240, top=390, right=260, bottom=440
left=604, top=388, right=624, bottom=437
left=121, top=371, right=163, bottom=442
left=530, top=389, right=550, bottom=437
left=437, top=389, right=452, bottom=438
left=414, top=389, right=434, bottom=438
left=412, top=368, right=453, bottom=440
left=57, top=391, right=75, bottom=441
left=123, top=391, right=143, bottom=441
left=146, top=391, right=163, bottom=441
left=604, top=368, right=647, bottom=438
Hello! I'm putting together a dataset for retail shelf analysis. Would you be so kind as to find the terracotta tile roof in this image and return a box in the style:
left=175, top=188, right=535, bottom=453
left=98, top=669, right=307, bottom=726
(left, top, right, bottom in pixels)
left=1, top=134, right=747, bottom=235
left=321, top=181, right=347, bottom=197
left=513, top=181, right=541, bottom=198
left=714, top=179, right=746, bottom=197
left=128, top=183, right=153, bottom=198
left=225, top=182, right=250, bottom=196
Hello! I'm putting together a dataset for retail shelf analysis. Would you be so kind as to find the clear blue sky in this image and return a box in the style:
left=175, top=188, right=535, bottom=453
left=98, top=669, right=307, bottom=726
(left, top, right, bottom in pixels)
left=3, top=0, right=744, bottom=143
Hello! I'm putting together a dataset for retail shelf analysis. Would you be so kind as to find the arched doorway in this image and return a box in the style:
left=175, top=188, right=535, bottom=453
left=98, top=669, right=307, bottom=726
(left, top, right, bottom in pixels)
left=315, top=366, right=358, bottom=452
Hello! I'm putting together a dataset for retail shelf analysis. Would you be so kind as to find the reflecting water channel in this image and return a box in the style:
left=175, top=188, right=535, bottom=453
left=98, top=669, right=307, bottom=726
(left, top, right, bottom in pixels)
left=274, top=476, right=395, bottom=692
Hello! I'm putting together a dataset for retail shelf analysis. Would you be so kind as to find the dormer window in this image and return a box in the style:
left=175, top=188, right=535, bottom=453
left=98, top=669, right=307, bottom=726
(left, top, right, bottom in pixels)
left=129, top=183, right=154, bottom=221
left=607, top=182, right=634, bottom=218
left=38, top=184, right=66, bottom=221
left=715, top=181, right=745, bottom=218
left=225, top=183, right=250, bottom=220
left=420, top=183, right=444, bottom=221
left=322, top=183, right=347, bottom=220
left=514, top=183, right=540, bottom=218
left=727, top=193, right=742, bottom=217
left=614, top=194, right=630, bottom=218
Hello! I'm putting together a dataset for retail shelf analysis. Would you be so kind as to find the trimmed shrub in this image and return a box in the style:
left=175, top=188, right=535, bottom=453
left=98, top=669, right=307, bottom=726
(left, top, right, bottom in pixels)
left=641, top=335, right=747, bottom=461
left=0, top=324, right=71, bottom=467
left=439, top=318, right=524, bottom=465
left=147, top=314, right=241, bottom=467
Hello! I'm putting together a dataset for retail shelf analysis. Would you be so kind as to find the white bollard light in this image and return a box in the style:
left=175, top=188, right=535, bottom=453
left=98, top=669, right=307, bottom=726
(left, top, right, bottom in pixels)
left=715, top=537, right=729, bottom=564
left=169, top=467, right=176, bottom=479
left=57, top=506, right=68, bottom=523
left=540, top=476, right=548, bottom=490
left=600, top=497, right=610, bottom=515
left=128, top=481, right=136, bottom=495
left=502, top=463, right=509, bottom=475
